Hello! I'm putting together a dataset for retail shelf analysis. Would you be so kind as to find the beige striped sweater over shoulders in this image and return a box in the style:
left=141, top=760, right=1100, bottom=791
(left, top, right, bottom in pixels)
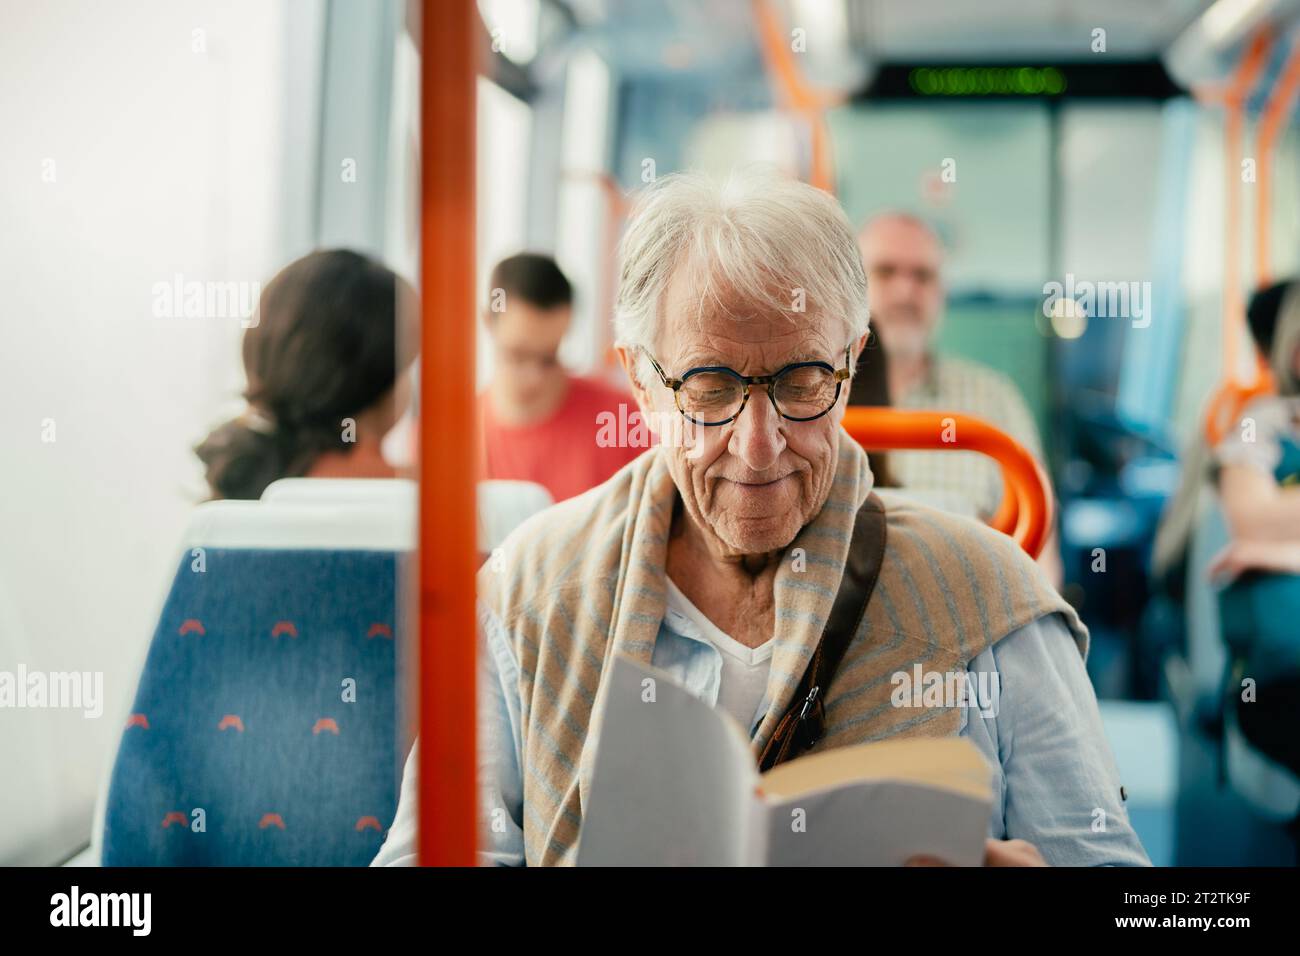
left=478, top=433, right=1087, bottom=866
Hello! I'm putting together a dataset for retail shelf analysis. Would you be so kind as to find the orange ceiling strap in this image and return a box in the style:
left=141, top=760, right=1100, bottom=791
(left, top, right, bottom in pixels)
left=1197, top=30, right=1275, bottom=447
left=751, top=0, right=842, bottom=193
left=1255, top=36, right=1300, bottom=288
left=1219, top=30, right=1273, bottom=387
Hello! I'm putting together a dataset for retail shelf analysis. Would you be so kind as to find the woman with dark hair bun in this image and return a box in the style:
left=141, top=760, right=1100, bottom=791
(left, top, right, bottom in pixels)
left=195, top=248, right=419, bottom=500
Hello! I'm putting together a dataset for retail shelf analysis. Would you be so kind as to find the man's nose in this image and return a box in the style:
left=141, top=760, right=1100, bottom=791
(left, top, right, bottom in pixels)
left=877, top=270, right=920, bottom=297
left=727, top=385, right=785, bottom=469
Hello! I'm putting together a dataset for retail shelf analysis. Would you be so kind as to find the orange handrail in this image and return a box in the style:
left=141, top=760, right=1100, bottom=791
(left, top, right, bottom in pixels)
left=418, top=0, right=478, bottom=866
left=841, top=407, right=1053, bottom=559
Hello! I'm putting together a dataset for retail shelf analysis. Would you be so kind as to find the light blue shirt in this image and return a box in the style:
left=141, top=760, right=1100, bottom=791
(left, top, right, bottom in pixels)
left=374, top=606, right=1151, bottom=867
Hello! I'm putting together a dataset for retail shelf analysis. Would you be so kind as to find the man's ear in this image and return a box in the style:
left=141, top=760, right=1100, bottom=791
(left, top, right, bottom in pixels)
left=615, top=345, right=652, bottom=409
left=615, top=345, right=666, bottom=442
left=853, top=330, right=871, bottom=368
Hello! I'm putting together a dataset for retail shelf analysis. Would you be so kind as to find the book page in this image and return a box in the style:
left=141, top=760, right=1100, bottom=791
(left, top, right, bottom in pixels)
left=576, top=655, right=760, bottom=866
left=763, top=781, right=991, bottom=866
left=760, top=739, right=992, bottom=866
left=760, top=736, right=990, bottom=801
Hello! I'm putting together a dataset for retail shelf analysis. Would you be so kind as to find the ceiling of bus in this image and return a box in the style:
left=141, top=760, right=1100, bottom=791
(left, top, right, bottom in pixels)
left=563, top=0, right=765, bottom=78
left=844, top=0, right=1213, bottom=61
left=559, top=0, right=1217, bottom=80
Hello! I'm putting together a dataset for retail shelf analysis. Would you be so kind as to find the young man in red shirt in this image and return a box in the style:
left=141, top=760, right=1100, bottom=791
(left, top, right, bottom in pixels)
left=479, top=253, right=645, bottom=502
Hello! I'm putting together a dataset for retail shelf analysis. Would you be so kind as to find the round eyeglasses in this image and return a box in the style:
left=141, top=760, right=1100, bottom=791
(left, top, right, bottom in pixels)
left=643, top=346, right=853, bottom=426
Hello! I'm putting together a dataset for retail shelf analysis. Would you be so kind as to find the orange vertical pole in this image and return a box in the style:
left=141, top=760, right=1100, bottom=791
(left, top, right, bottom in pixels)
left=418, top=0, right=477, bottom=866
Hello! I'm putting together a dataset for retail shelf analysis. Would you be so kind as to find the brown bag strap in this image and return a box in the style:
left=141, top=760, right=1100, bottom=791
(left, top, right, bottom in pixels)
left=757, top=492, right=887, bottom=772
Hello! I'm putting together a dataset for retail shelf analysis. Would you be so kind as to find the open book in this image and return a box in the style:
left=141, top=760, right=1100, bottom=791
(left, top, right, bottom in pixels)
left=576, top=654, right=992, bottom=866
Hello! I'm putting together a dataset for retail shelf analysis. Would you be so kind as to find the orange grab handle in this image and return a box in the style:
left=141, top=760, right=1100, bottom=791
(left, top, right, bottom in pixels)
left=1204, top=369, right=1275, bottom=447
left=841, top=407, right=1053, bottom=559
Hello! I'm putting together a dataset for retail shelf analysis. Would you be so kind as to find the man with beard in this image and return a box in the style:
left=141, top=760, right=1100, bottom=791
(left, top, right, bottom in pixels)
left=857, top=213, right=1061, bottom=585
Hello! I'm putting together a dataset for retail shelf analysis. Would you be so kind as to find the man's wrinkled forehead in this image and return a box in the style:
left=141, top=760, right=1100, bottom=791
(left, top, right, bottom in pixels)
left=662, top=257, right=826, bottom=327
left=657, top=270, right=838, bottom=370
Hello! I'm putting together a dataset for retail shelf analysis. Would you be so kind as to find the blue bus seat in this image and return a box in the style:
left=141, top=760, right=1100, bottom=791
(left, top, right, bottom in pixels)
left=100, top=499, right=412, bottom=865
left=1219, top=573, right=1300, bottom=823
left=1224, top=707, right=1300, bottom=822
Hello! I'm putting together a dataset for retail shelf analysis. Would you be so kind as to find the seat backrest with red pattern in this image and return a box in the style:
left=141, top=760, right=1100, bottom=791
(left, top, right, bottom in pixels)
left=102, top=500, right=410, bottom=865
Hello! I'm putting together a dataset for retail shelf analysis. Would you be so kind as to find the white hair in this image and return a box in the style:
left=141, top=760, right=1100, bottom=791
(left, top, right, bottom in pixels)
left=613, top=166, right=869, bottom=383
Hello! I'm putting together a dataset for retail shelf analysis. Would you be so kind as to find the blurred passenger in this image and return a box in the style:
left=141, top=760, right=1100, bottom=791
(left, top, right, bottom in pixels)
left=375, top=168, right=1148, bottom=868
left=1210, top=280, right=1300, bottom=782
left=858, top=212, right=1061, bottom=583
left=196, top=249, right=418, bottom=500
left=1212, top=280, right=1300, bottom=568
left=478, top=253, right=644, bottom=501
left=1155, top=283, right=1300, bottom=586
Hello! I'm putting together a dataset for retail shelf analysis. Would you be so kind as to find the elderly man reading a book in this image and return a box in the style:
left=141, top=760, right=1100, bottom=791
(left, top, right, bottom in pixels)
left=373, top=168, right=1150, bottom=867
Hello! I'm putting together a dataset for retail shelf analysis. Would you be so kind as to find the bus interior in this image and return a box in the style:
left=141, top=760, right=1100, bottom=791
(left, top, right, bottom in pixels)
left=3, top=0, right=1300, bottom=871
